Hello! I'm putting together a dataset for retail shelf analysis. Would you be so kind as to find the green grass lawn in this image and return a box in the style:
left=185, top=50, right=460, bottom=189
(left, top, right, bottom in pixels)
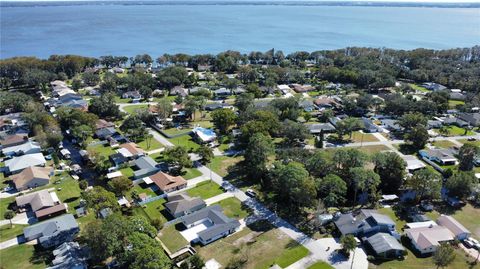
left=212, top=197, right=250, bottom=219
left=136, top=137, right=163, bottom=151
left=197, top=226, right=310, bottom=269
left=307, top=261, right=334, bottom=269
left=0, top=244, right=49, bottom=269
left=182, top=168, right=202, bottom=180
left=377, top=207, right=407, bottom=230
left=458, top=140, right=480, bottom=147
left=433, top=126, right=475, bottom=136
left=53, top=172, right=82, bottom=212
left=450, top=203, right=480, bottom=239
left=163, top=127, right=193, bottom=136
left=352, top=145, right=390, bottom=155
left=158, top=224, right=189, bottom=253
left=87, top=143, right=116, bottom=159
left=114, top=96, right=132, bottom=103
left=119, top=167, right=134, bottom=179
left=140, top=198, right=168, bottom=224
left=123, top=104, right=148, bottom=114
left=449, top=100, right=465, bottom=108
left=209, top=155, right=244, bottom=177
left=170, top=134, right=201, bottom=151
left=0, top=196, right=16, bottom=220
left=0, top=224, right=27, bottom=242
left=432, top=140, right=456, bottom=148
left=187, top=180, right=224, bottom=200
left=409, top=83, right=430, bottom=93
left=350, top=131, right=379, bottom=143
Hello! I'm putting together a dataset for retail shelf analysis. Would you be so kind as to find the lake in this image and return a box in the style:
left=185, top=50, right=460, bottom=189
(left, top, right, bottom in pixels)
left=1, top=2, right=479, bottom=58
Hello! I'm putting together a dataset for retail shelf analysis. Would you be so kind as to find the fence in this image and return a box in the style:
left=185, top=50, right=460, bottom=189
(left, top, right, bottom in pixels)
left=138, top=193, right=167, bottom=205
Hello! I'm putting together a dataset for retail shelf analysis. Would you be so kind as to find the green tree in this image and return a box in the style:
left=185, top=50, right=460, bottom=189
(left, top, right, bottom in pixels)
left=89, top=93, right=121, bottom=119
left=155, top=97, right=173, bottom=120
left=399, top=112, right=427, bottom=131
left=234, top=93, right=254, bottom=112
left=120, top=115, right=147, bottom=142
left=244, top=133, right=274, bottom=186
left=333, top=148, right=368, bottom=182
left=211, top=108, right=237, bottom=135
left=405, top=125, right=429, bottom=150
left=305, top=150, right=333, bottom=178
left=317, top=174, right=347, bottom=207
left=350, top=167, right=381, bottom=207
left=4, top=210, right=15, bottom=228
left=433, top=243, right=456, bottom=269
left=270, top=97, right=301, bottom=121
left=180, top=255, right=205, bottom=269
left=406, top=169, right=442, bottom=202
left=196, top=145, right=214, bottom=164
left=82, top=186, right=119, bottom=214
left=445, top=171, right=477, bottom=199
left=458, top=143, right=480, bottom=171
left=281, top=119, right=311, bottom=145
left=164, top=146, right=192, bottom=171
left=108, top=176, right=133, bottom=196
left=373, top=152, right=406, bottom=193
left=245, top=83, right=263, bottom=98
left=340, top=234, right=357, bottom=257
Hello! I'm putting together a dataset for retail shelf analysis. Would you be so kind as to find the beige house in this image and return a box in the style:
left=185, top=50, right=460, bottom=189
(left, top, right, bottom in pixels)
left=437, top=215, right=471, bottom=240
left=405, top=225, right=454, bottom=254
left=11, top=166, right=53, bottom=191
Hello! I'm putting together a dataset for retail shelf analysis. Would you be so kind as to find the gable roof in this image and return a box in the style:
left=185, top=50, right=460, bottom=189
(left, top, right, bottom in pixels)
left=365, top=233, right=405, bottom=254
left=0, top=134, right=28, bottom=147
left=165, top=193, right=205, bottom=215
left=133, top=156, right=159, bottom=178
left=2, top=140, right=41, bottom=155
left=95, top=119, right=115, bottom=130
left=10, top=166, right=52, bottom=190
left=5, top=153, right=46, bottom=173
left=437, top=215, right=470, bottom=237
left=16, top=189, right=55, bottom=211
left=23, top=214, right=78, bottom=241
left=148, top=171, right=187, bottom=192
left=119, top=142, right=144, bottom=156
left=405, top=226, right=454, bottom=249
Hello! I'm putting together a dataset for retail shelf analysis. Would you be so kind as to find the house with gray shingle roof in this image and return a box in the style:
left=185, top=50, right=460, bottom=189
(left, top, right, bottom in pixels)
left=165, top=193, right=206, bottom=218
left=4, top=153, right=46, bottom=174
left=132, top=156, right=160, bottom=179
left=47, top=242, right=88, bottom=269
left=364, top=233, right=405, bottom=259
left=23, top=214, right=79, bottom=248
left=334, top=209, right=396, bottom=237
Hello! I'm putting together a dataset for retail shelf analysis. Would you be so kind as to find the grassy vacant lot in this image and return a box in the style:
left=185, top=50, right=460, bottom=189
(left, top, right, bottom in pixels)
left=213, top=197, right=250, bottom=219
left=197, top=225, right=309, bottom=269
left=170, top=134, right=200, bottom=151
left=123, top=104, right=148, bottom=114
left=187, top=180, right=224, bottom=200
left=450, top=203, right=480, bottom=239
left=352, top=145, right=390, bottom=154
left=0, top=224, right=27, bottom=242
left=137, top=137, right=163, bottom=151
left=0, top=244, right=49, bottom=269
left=209, top=155, right=244, bottom=177
left=87, top=143, right=115, bottom=158
left=350, top=131, right=379, bottom=143
left=431, top=140, right=456, bottom=148
left=158, top=224, right=189, bottom=253
left=308, top=261, right=334, bottom=269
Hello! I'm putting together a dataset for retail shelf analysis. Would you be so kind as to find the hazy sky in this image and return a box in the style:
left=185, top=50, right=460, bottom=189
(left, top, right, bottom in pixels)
left=2, top=0, right=480, bottom=2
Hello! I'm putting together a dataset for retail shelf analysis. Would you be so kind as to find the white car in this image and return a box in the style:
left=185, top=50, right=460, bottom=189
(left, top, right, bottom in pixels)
left=245, top=189, right=257, bottom=198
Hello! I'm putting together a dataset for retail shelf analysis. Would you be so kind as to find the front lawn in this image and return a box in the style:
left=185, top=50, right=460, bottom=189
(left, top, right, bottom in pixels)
left=274, top=243, right=310, bottom=268
left=87, top=143, right=116, bottom=159
left=141, top=198, right=168, bottom=224
left=409, top=83, right=429, bottom=93
left=170, top=134, right=200, bottom=151
left=433, top=126, right=474, bottom=136
left=0, top=197, right=16, bottom=220
left=0, top=224, right=27, bottom=242
left=0, top=244, right=49, bottom=269
left=136, top=137, right=163, bottom=151
left=449, top=100, right=465, bottom=108
left=123, top=104, right=148, bottom=114
left=158, top=224, right=189, bottom=253
left=182, top=168, right=202, bottom=180
left=163, top=127, right=192, bottom=136
left=213, top=197, right=250, bottom=219
left=187, top=180, right=224, bottom=200
left=351, top=145, right=390, bottom=155
left=350, top=131, right=379, bottom=143
left=432, top=140, right=456, bottom=148
left=308, top=261, right=334, bottom=269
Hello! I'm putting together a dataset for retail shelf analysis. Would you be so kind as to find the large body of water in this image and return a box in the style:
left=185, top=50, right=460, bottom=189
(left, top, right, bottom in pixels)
left=1, top=2, right=479, bottom=58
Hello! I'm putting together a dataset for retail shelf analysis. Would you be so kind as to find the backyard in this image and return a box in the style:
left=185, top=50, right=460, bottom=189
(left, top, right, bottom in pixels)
left=158, top=224, right=189, bottom=253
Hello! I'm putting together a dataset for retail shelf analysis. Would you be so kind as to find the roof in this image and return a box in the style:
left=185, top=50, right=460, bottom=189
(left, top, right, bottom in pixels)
left=148, top=171, right=187, bottom=192
left=306, top=123, right=336, bottom=134
left=437, top=215, right=470, bottom=237
left=181, top=205, right=240, bottom=242
left=95, top=127, right=116, bottom=138
left=0, top=134, right=27, bottom=147
left=362, top=209, right=396, bottom=226
left=381, top=119, right=401, bottom=131
left=405, top=221, right=438, bottom=229
left=4, top=153, right=47, bottom=173
left=133, top=156, right=159, bottom=178
left=193, top=127, right=217, bottom=142
left=23, top=214, right=78, bottom=240
left=420, top=149, right=456, bottom=162
left=365, top=233, right=405, bottom=254
left=402, top=155, right=426, bottom=170
left=334, top=209, right=395, bottom=235
left=119, top=142, right=144, bottom=156
left=11, top=166, right=52, bottom=190
left=405, top=226, right=454, bottom=249
left=2, top=140, right=41, bottom=155
left=35, top=204, right=67, bottom=218
left=95, top=119, right=115, bottom=130
left=106, top=171, right=123, bottom=179
left=165, top=193, right=206, bottom=215
left=109, top=153, right=127, bottom=164
left=47, top=242, right=88, bottom=269
left=16, top=189, right=55, bottom=211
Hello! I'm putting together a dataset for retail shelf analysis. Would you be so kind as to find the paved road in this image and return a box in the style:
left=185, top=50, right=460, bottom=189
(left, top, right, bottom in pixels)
left=344, top=134, right=479, bottom=148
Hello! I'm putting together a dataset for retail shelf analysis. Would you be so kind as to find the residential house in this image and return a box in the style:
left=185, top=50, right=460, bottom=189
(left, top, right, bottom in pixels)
left=170, top=86, right=188, bottom=97
left=421, top=83, right=447, bottom=92
left=164, top=193, right=206, bottom=218
left=192, top=127, right=217, bottom=143
left=314, top=97, right=342, bottom=110
left=109, top=153, right=128, bottom=166
left=15, top=189, right=66, bottom=220
left=10, top=166, right=53, bottom=191
left=95, top=119, right=115, bottom=130
left=132, top=156, right=160, bottom=179
left=213, top=88, right=231, bottom=97
left=381, top=119, right=402, bottom=133
left=405, top=225, right=454, bottom=254
left=118, top=142, right=145, bottom=159
left=2, top=140, right=41, bottom=157
left=53, top=93, right=88, bottom=111
left=233, top=87, right=246, bottom=95
left=419, top=149, right=456, bottom=165
left=4, top=153, right=47, bottom=174
left=205, top=103, right=232, bottom=111
left=290, top=84, right=314, bottom=93
left=439, top=116, right=469, bottom=127
left=144, top=171, right=187, bottom=193
left=180, top=205, right=241, bottom=245
left=95, top=127, right=117, bottom=140
left=122, top=91, right=143, bottom=102
left=299, top=100, right=316, bottom=112
left=427, top=120, right=443, bottom=129
left=277, top=84, right=292, bottom=94
left=306, top=123, right=336, bottom=134
left=51, top=81, right=75, bottom=97
left=362, top=117, right=380, bottom=133
left=46, top=242, right=88, bottom=269
left=334, top=209, right=396, bottom=237
left=364, top=233, right=406, bottom=259
left=450, top=92, right=466, bottom=101
left=458, top=113, right=480, bottom=127
left=402, top=155, right=426, bottom=173
left=109, top=67, right=125, bottom=74
left=23, top=214, right=79, bottom=248
left=436, top=215, right=470, bottom=240
left=0, top=134, right=28, bottom=148
left=98, top=208, right=113, bottom=219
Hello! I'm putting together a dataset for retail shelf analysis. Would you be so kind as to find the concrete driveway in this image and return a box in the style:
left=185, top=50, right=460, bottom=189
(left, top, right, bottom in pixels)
left=0, top=235, right=25, bottom=250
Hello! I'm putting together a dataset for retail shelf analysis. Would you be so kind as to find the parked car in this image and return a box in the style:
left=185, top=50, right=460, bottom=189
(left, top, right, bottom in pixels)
left=464, top=238, right=475, bottom=248
left=467, top=137, right=477, bottom=141
left=245, top=189, right=257, bottom=198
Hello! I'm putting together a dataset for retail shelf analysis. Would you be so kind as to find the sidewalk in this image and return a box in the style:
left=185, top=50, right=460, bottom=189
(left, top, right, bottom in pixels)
left=204, top=192, right=234, bottom=205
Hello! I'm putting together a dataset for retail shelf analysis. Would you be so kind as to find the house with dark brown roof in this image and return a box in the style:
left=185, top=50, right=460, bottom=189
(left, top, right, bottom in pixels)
left=0, top=134, right=28, bottom=148
left=146, top=171, right=187, bottom=193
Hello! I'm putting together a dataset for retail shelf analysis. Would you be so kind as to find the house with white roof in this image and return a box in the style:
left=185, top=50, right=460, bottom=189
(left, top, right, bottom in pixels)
left=4, top=153, right=46, bottom=174
left=437, top=215, right=470, bottom=240
left=1, top=140, right=41, bottom=157
left=405, top=225, right=454, bottom=254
